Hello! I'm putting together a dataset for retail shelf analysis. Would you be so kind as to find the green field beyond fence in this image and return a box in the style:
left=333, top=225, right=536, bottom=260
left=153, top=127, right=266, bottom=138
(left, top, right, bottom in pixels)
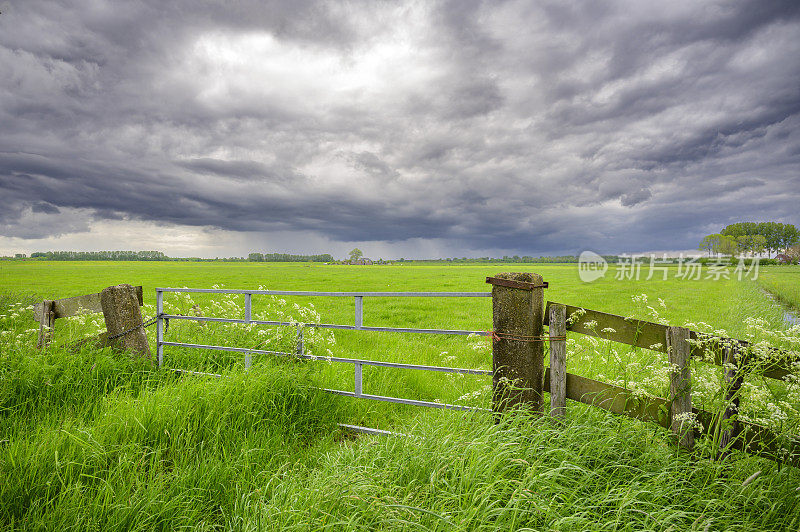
left=757, top=265, right=800, bottom=312
left=1, top=261, right=799, bottom=530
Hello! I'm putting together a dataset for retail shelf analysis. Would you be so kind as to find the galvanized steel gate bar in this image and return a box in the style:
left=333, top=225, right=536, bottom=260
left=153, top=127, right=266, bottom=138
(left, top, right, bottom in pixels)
left=155, top=288, right=493, bottom=412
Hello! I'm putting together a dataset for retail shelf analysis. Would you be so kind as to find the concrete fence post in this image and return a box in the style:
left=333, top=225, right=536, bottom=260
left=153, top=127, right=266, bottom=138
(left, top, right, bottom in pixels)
left=36, top=300, right=55, bottom=348
left=487, top=272, right=546, bottom=416
left=100, top=284, right=151, bottom=359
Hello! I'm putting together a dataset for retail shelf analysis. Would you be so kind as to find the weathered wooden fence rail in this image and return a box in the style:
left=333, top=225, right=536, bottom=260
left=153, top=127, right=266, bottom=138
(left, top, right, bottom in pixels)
left=538, top=300, right=799, bottom=465
left=544, top=302, right=794, bottom=380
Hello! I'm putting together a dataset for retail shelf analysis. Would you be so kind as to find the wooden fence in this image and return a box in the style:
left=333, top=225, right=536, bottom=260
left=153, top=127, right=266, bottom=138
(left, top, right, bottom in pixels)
left=488, top=273, right=800, bottom=466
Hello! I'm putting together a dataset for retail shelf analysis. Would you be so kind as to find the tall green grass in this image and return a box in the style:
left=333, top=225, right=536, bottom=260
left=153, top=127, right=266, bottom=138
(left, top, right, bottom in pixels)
left=246, top=410, right=800, bottom=531
left=2, top=264, right=800, bottom=530
left=758, top=265, right=800, bottom=310
left=1, top=367, right=347, bottom=530
left=1, top=299, right=349, bottom=530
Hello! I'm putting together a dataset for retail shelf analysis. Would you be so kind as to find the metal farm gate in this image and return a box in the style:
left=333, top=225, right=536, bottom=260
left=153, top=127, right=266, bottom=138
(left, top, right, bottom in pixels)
left=155, top=287, right=494, bottom=417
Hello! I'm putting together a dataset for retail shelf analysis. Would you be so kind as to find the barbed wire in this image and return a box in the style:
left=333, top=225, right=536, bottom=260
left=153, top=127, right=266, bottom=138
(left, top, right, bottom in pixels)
left=488, top=331, right=566, bottom=343
left=107, top=314, right=161, bottom=341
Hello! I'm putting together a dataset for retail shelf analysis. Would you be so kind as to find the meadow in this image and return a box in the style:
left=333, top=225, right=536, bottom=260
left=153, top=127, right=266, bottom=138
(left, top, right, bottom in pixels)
left=757, top=265, right=800, bottom=312
left=1, top=261, right=799, bottom=530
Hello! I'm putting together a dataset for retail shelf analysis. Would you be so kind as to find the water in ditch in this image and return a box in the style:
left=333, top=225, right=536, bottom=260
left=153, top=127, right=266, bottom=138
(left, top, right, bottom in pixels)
left=761, top=289, right=799, bottom=326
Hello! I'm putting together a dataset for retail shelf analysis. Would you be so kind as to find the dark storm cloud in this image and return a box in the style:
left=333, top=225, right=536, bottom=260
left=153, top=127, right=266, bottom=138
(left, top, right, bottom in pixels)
left=620, top=189, right=651, bottom=207
left=31, top=202, right=60, bottom=214
left=1, top=0, right=799, bottom=256
left=176, top=158, right=299, bottom=182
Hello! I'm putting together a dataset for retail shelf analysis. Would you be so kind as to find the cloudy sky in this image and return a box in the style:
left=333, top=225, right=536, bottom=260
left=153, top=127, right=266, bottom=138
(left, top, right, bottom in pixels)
left=1, top=0, right=798, bottom=259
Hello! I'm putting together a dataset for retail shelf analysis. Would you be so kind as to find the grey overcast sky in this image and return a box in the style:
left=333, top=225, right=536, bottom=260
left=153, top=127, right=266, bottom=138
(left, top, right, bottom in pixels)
left=1, top=0, right=799, bottom=259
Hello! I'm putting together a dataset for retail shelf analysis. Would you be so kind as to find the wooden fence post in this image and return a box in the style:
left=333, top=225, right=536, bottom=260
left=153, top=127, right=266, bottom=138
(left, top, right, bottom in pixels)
left=100, top=284, right=151, bottom=359
left=717, top=343, right=743, bottom=460
left=667, top=326, right=693, bottom=450
left=36, top=300, right=55, bottom=348
left=487, top=273, right=546, bottom=416
left=549, top=303, right=567, bottom=420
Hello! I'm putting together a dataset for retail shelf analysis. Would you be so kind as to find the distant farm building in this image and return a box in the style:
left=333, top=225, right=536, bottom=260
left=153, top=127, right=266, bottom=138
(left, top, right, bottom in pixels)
left=350, top=258, right=373, bottom=265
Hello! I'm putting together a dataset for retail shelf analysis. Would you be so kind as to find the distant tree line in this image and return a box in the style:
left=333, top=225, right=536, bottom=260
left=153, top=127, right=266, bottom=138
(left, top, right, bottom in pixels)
left=19, top=251, right=338, bottom=262
left=424, top=255, right=622, bottom=264
left=247, top=253, right=334, bottom=262
left=29, top=250, right=168, bottom=261
left=699, top=222, right=799, bottom=257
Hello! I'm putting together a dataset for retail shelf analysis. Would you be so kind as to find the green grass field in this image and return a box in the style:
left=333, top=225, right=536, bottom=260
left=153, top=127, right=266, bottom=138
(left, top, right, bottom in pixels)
left=1, top=261, right=795, bottom=328
left=757, top=265, right=800, bottom=312
left=1, top=261, right=799, bottom=530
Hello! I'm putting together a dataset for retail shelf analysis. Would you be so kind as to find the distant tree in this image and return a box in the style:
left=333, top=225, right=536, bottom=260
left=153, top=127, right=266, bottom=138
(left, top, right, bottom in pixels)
left=722, top=222, right=758, bottom=239
left=748, top=234, right=767, bottom=255
left=780, top=224, right=800, bottom=253
left=717, top=235, right=738, bottom=256
left=699, top=234, right=740, bottom=256
left=348, top=248, right=363, bottom=263
left=719, top=221, right=798, bottom=257
left=699, top=234, right=722, bottom=256
left=786, top=244, right=800, bottom=264
left=757, top=222, right=779, bottom=257
left=734, top=234, right=766, bottom=255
